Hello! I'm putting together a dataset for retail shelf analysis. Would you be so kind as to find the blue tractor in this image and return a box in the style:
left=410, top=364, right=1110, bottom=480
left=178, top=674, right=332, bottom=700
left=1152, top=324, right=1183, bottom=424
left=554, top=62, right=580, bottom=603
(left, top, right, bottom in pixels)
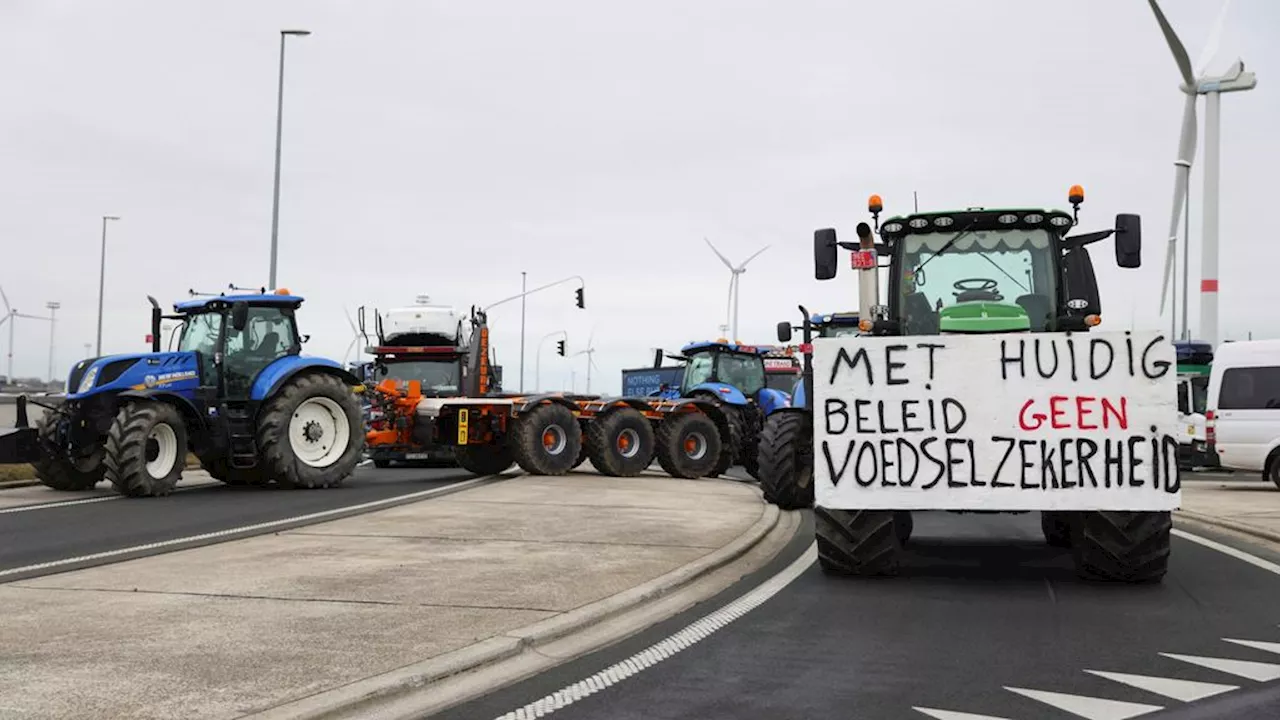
left=756, top=311, right=862, bottom=509
left=0, top=289, right=366, bottom=496
left=653, top=340, right=791, bottom=478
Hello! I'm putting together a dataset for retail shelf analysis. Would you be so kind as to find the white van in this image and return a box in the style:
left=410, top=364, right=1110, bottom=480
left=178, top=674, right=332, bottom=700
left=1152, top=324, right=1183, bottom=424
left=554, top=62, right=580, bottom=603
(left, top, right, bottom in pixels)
left=1206, top=339, right=1280, bottom=488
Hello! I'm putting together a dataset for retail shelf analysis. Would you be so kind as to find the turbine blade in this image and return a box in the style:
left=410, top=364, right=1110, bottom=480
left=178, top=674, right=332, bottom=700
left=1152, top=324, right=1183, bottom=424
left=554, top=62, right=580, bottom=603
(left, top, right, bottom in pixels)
left=704, top=237, right=736, bottom=270
left=1148, top=0, right=1197, bottom=87
left=739, top=245, right=770, bottom=268
left=1195, top=0, right=1232, bottom=76
left=0, top=315, right=8, bottom=329
left=0, top=286, right=9, bottom=314
left=1160, top=92, right=1199, bottom=314
left=344, top=306, right=358, bottom=333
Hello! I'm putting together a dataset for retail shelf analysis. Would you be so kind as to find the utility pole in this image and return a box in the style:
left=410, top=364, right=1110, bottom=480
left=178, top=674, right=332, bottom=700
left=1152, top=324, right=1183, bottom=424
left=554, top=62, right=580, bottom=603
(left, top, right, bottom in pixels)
left=519, top=271, right=527, bottom=392
left=97, top=215, right=120, bottom=356
left=46, top=301, right=60, bottom=383
left=535, top=330, right=566, bottom=392
left=268, top=29, right=311, bottom=290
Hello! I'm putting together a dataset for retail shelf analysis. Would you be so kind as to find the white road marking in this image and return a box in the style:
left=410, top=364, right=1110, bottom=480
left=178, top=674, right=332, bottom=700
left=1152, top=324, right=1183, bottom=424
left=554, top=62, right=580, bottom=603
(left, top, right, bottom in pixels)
left=1159, top=653, right=1280, bottom=682
left=1171, top=528, right=1280, bottom=577
left=914, top=708, right=1016, bottom=720
left=490, top=543, right=818, bottom=720
left=1222, top=638, right=1280, bottom=656
left=0, top=476, right=491, bottom=580
left=0, top=480, right=223, bottom=515
left=1003, top=687, right=1162, bottom=720
left=1084, top=670, right=1238, bottom=702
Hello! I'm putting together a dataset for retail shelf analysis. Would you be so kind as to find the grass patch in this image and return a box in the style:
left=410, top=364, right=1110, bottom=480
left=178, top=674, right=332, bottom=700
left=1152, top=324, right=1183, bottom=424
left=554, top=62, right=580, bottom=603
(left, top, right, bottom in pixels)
left=0, top=453, right=202, bottom=484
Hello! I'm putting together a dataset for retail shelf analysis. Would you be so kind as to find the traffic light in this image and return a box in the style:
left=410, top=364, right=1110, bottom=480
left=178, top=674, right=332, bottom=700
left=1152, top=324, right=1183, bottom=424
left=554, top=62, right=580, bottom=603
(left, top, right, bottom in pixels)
left=574, top=287, right=585, bottom=309
left=557, top=339, right=566, bottom=356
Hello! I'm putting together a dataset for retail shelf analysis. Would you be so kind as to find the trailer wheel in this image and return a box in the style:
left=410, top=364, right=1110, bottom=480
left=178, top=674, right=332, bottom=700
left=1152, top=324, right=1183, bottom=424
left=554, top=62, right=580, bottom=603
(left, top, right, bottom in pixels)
left=510, top=403, right=581, bottom=476
left=455, top=444, right=514, bottom=476
left=31, top=408, right=106, bottom=491
left=815, top=507, right=903, bottom=577
left=1041, top=511, right=1073, bottom=548
left=257, top=373, right=364, bottom=489
left=1071, top=510, right=1171, bottom=583
left=200, top=456, right=268, bottom=487
left=655, top=412, right=722, bottom=479
left=586, top=407, right=655, bottom=477
left=757, top=412, right=813, bottom=509
left=105, top=401, right=188, bottom=497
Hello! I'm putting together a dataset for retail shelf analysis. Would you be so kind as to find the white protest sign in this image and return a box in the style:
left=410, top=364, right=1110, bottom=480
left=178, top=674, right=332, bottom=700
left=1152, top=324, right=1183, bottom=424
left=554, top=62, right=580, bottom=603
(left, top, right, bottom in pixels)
left=813, top=330, right=1181, bottom=511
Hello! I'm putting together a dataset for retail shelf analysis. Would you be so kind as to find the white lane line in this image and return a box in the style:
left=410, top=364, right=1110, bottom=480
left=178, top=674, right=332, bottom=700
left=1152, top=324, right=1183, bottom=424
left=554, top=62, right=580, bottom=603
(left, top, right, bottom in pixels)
left=490, top=543, right=818, bottom=720
left=0, top=477, right=491, bottom=580
left=914, top=708, right=1017, bottom=720
left=1003, top=687, right=1162, bottom=720
left=0, top=480, right=222, bottom=515
left=1159, top=653, right=1280, bottom=682
left=1084, top=670, right=1238, bottom=702
left=1172, top=528, right=1280, bottom=577
left=1222, top=638, right=1280, bottom=656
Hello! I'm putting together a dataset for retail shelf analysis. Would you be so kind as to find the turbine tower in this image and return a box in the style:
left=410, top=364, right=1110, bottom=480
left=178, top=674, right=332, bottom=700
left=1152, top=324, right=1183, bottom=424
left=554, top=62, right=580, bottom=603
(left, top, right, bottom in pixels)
left=704, top=238, right=768, bottom=341
left=1148, top=0, right=1256, bottom=347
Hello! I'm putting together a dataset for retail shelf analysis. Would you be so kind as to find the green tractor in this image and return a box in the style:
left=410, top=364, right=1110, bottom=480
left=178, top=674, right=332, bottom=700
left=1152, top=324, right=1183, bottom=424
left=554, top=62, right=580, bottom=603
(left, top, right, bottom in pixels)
left=772, top=188, right=1177, bottom=583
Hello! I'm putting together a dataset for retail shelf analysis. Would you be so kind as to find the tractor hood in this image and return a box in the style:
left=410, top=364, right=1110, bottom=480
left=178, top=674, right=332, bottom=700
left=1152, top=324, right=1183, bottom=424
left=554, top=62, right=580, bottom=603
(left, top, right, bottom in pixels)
left=938, top=301, right=1030, bottom=334
left=67, top=351, right=200, bottom=398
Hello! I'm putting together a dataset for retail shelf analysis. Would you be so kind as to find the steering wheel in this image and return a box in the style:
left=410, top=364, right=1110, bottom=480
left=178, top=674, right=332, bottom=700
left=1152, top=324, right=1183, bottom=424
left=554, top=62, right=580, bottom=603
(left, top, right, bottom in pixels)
left=952, top=278, right=1003, bottom=302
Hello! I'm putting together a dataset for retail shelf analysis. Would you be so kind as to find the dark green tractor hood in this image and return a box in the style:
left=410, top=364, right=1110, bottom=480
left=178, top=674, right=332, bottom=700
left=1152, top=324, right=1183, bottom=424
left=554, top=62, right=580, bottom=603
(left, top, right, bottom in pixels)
left=938, top=301, right=1030, bottom=333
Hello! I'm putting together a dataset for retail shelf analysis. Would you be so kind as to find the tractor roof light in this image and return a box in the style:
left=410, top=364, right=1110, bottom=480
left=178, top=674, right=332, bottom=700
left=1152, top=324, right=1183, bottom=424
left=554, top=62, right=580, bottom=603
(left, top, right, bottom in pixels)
left=858, top=319, right=873, bottom=332
left=275, top=287, right=291, bottom=295
left=868, top=194, right=883, bottom=214
left=1068, top=184, right=1085, bottom=206
left=1085, top=314, right=1102, bottom=327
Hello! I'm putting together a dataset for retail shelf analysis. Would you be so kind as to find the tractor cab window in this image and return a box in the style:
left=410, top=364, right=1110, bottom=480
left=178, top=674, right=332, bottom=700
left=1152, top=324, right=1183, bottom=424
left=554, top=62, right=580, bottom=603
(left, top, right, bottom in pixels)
left=765, top=372, right=798, bottom=392
left=716, top=352, right=766, bottom=397
left=178, top=311, right=223, bottom=383
left=222, top=306, right=298, bottom=397
left=681, top=352, right=715, bottom=393
left=820, top=324, right=862, bottom=338
left=896, top=228, right=1058, bottom=334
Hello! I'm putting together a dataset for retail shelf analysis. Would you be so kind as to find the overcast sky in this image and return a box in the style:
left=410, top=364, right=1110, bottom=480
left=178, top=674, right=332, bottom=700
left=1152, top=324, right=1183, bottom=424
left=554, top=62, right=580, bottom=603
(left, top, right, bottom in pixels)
left=2, top=0, right=1276, bottom=394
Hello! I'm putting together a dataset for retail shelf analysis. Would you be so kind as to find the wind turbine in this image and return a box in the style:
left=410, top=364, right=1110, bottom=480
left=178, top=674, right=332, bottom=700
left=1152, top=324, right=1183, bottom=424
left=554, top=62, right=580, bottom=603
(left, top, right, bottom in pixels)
left=570, top=329, right=599, bottom=394
left=0, top=286, right=50, bottom=382
left=1148, top=0, right=1256, bottom=347
left=341, top=307, right=363, bottom=368
left=704, top=238, right=768, bottom=341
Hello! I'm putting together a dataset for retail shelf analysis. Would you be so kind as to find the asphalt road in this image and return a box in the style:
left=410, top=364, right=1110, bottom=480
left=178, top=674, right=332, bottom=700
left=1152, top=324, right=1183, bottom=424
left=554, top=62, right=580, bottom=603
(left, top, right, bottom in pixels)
left=0, top=464, right=476, bottom=581
left=439, top=510, right=1280, bottom=720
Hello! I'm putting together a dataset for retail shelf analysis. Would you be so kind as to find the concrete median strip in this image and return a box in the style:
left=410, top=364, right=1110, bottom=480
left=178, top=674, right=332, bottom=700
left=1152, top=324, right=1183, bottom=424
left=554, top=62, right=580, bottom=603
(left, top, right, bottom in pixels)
left=245, top=500, right=782, bottom=720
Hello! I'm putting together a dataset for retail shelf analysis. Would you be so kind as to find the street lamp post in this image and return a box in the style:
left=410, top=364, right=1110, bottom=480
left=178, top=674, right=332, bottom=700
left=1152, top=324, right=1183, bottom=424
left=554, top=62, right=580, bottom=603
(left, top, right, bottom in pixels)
left=46, top=301, right=60, bottom=383
left=519, top=271, right=527, bottom=392
left=268, top=29, right=311, bottom=291
left=96, top=215, right=120, bottom=356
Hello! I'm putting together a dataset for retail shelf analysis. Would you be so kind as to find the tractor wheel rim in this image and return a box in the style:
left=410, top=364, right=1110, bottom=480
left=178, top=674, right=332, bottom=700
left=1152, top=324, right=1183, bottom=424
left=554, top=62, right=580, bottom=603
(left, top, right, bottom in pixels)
left=144, top=423, right=179, bottom=479
left=541, top=425, right=567, bottom=456
left=682, top=431, right=707, bottom=460
left=290, top=397, right=350, bottom=468
left=616, top=428, right=640, bottom=458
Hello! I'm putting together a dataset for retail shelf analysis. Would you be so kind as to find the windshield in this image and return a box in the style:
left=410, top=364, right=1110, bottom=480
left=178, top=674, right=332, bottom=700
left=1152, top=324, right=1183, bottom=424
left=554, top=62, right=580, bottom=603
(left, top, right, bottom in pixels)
left=681, top=352, right=715, bottom=393
left=897, top=227, right=1058, bottom=334
left=716, top=352, right=766, bottom=396
left=765, top=372, right=798, bottom=392
left=177, top=311, right=222, bottom=357
left=380, top=358, right=461, bottom=396
left=820, top=324, right=862, bottom=338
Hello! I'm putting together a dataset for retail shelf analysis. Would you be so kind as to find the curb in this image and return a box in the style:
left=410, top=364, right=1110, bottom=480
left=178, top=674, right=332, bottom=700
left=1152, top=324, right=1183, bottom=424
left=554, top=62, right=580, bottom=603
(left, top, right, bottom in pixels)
left=243, top=497, right=782, bottom=720
left=1176, top=509, right=1280, bottom=546
left=0, top=462, right=204, bottom=492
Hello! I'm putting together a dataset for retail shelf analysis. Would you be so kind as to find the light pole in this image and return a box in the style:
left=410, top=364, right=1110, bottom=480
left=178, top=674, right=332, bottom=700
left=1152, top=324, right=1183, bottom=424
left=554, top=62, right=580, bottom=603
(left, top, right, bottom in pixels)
left=535, top=330, right=567, bottom=391
left=268, top=29, right=311, bottom=291
left=96, top=215, right=120, bottom=356
left=519, top=271, right=527, bottom=392
left=46, top=301, right=60, bottom=383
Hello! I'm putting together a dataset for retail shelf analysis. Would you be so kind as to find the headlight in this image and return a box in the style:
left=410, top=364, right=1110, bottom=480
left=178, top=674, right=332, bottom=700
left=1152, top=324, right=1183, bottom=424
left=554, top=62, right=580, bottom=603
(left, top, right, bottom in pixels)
left=77, top=366, right=100, bottom=393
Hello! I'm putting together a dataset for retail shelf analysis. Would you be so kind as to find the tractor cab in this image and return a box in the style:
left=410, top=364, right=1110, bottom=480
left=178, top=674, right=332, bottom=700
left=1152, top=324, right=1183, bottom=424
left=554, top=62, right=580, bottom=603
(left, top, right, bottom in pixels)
left=167, top=290, right=303, bottom=399
left=654, top=340, right=790, bottom=416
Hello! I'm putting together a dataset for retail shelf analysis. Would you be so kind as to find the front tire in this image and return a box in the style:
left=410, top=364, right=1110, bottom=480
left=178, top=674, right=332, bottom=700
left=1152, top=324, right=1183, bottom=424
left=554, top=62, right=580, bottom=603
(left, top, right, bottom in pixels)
left=373, top=458, right=392, bottom=469
left=1071, top=511, right=1171, bottom=583
left=510, top=403, right=582, bottom=476
left=586, top=407, right=655, bottom=477
left=815, top=507, right=903, bottom=577
left=1041, top=511, right=1073, bottom=548
left=757, top=412, right=813, bottom=509
left=32, top=408, right=105, bottom=491
left=105, top=401, right=188, bottom=497
left=257, top=373, right=364, bottom=490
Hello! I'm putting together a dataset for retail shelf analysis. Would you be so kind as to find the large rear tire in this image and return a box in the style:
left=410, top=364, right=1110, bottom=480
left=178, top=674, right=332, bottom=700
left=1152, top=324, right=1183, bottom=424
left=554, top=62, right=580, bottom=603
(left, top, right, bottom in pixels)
left=510, top=403, right=581, bottom=476
left=757, top=412, right=813, bottom=510
left=654, top=412, right=721, bottom=479
left=815, top=507, right=903, bottom=577
left=257, top=373, right=364, bottom=490
left=105, top=401, right=188, bottom=497
left=455, top=444, right=514, bottom=476
left=1041, top=511, right=1073, bottom=548
left=31, top=408, right=105, bottom=491
left=707, top=407, right=742, bottom=478
left=586, top=407, right=655, bottom=477
left=1071, top=510, right=1171, bottom=583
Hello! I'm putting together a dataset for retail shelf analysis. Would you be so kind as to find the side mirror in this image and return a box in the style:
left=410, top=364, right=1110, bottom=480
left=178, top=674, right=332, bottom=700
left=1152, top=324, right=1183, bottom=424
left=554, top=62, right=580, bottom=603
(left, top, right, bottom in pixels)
left=231, top=301, right=249, bottom=331
left=814, top=228, right=838, bottom=281
left=301, top=334, right=311, bottom=344
left=776, top=321, right=793, bottom=343
left=1115, top=213, right=1141, bottom=269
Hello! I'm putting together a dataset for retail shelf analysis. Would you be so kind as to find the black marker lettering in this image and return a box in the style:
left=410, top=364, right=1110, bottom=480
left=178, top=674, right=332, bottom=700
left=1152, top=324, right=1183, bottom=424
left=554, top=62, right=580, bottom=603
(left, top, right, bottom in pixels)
left=1090, top=338, right=1115, bottom=380
left=1019, top=440, right=1039, bottom=489
left=1067, top=338, right=1078, bottom=381
left=901, top=400, right=922, bottom=433
left=853, top=441, right=877, bottom=487
left=941, top=398, right=967, bottom=434
left=991, top=436, right=1016, bottom=487
left=1125, top=333, right=1135, bottom=376
left=1000, top=339, right=1025, bottom=380
left=1162, top=435, right=1181, bottom=493
left=897, top=438, right=920, bottom=487
left=1127, top=435, right=1146, bottom=487
left=880, top=439, right=897, bottom=486
left=885, top=345, right=908, bottom=385
left=1040, top=440, right=1059, bottom=490
left=1141, top=334, right=1172, bottom=379
left=877, top=401, right=898, bottom=434
left=822, top=440, right=855, bottom=487
left=854, top=399, right=871, bottom=433
left=824, top=399, right=849, bottom=435
left=917, top=342, right=944, bottom=380
left=1060, top=438, right=1076, bottom=489
left=920, top=438, right=945, bottom=490
left=946, top=438, right=968, bottom=487
left=1078, top=438, right=1099, bottom=488
left=1034, top=338, right=1059, bottom=379
left=967, top=439, right=982, bottom=486
left=1104, top=439, right=1125, bottom=488
left=831, top=346, right=874, bottom=386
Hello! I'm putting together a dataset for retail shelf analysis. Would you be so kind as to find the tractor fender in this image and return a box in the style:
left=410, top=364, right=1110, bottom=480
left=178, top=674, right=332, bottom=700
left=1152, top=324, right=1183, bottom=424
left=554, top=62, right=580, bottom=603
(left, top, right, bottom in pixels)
left=757, top=387, right=792, bottom=416
left=512, top=394, right=583, bottom=415
left=790, top=379, right=808, bottom=410
left=686, top=382, right=749, bottom=406
left=253, top=356, right=362, bottom=401
left=595, top=397, right=656, bottom=414
left=117, top=390, right=206, bottom=435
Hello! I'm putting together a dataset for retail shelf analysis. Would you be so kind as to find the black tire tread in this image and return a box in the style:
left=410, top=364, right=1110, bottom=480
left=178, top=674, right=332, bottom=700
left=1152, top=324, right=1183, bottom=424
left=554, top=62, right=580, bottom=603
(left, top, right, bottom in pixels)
left=31, top=409, right=105, bottom=491
left=509, top=403, right=581, bottom=476
left=757, top=412, right=814, bottom=509
left=257, top=373, right=364, bottom=490
left=1041, top=511, right=1073, bottom=548
left=815, top=507, right=902, bottom=577
left=654, top=413, right=722, bottom=479
left=104, top=401, right=187, bottom=497
left=585, top=408, right=655, bottom=477
left=455, top=444, right=515, bottom=476
left=1072, top=510, right=1171, bottom=583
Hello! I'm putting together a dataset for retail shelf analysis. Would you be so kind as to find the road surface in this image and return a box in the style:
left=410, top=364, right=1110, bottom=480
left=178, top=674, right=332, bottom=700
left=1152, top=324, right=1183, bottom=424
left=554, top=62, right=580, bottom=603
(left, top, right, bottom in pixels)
left=439, top=510, right=1280, bottom=720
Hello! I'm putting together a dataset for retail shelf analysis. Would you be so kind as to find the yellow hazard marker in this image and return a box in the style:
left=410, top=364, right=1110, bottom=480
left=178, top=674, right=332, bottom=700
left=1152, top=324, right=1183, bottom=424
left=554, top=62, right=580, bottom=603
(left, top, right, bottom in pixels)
left=457, top=408, right=469, bottom=445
